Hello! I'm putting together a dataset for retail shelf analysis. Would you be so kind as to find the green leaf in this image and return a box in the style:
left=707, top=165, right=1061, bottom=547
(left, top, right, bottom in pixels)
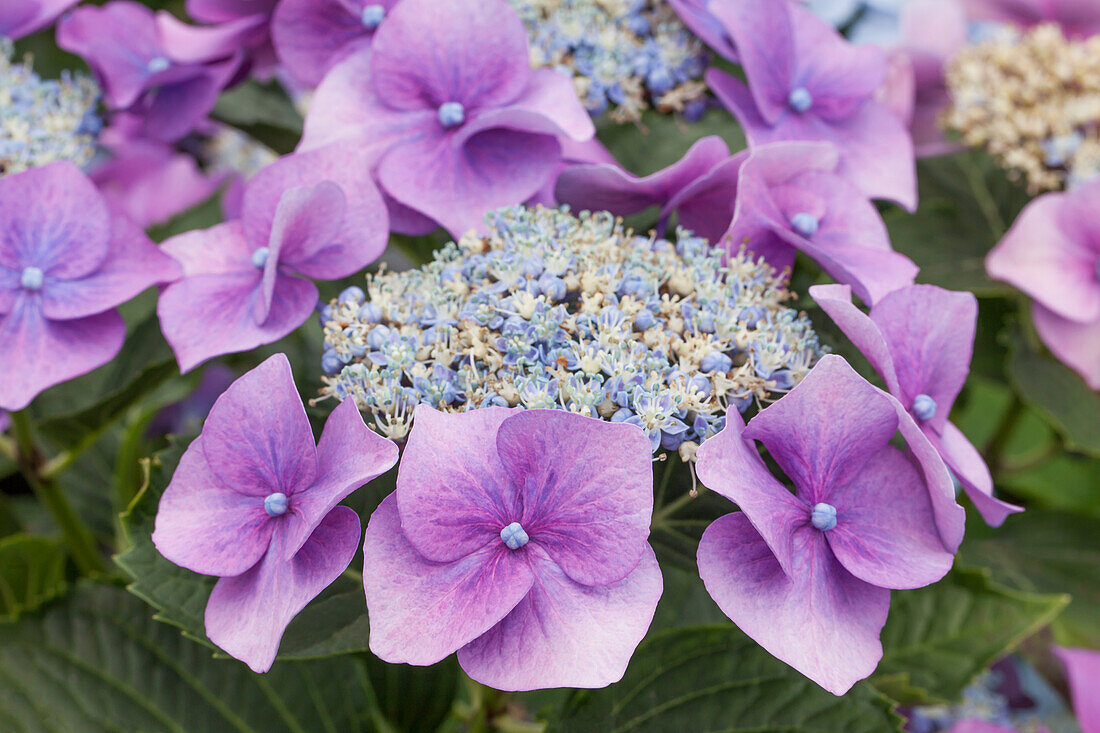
left=1007, top=339, right=1100, bottom=458
left=597, top=108, right=745, bottom=177
left=0, top=534, right=66, bottom=622
left=117, top=438, right=372, bottom=660
left=0, top=582, right=382, bottom=733
left=551, top=625, right=903, bottom=732
left=872, top=566, right=1067, bottom=704
left=961, top=511, right=1100, bottom=649
left=997, top=454, right=1100, bottom=518
left=213, top=80, right=303, bottom=155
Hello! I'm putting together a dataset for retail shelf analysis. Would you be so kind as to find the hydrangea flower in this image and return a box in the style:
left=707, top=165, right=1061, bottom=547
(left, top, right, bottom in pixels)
left=318, top=205, right=823, bottom=453
left=0, top=39, right=101, bottom=178
left=1054, top=647, right=1100, bottom=732
left=184, top=0, right=279, bottom=73
left=704, top=0, right=918, bottom=210
left=272, top=0, right=399, bottom=87
left=0, top=0, right=79, bottom=40
left=696, top=355, right=960, bottom=695
left=963, top=0, right=1100, bottom=38
left=57, top=1, right=243, bottom=142
left=157, top=143, right=389, bottom=372
left=811, top=283, right=1023, bottom=526
left=509, top=0, right=710, bottom=123
left=298, top=0, right=595, bottom=237
left=985, top=180, right=1100, bottom=389
left=0, top=162, right=180, bottom=411
left=153, top=354, right=398, bottom=673
left=361, top=405, right=661, bottom=690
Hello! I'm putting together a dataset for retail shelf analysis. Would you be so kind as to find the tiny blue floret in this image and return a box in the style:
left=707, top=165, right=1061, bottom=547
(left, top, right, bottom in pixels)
left=321, top=349, right=345, bottom=375
left=811, top=502, right=837, bottom=531
left=500, top=521, right=529, bottom=550
left=20, top=266, right=44, bottom=291
left=438, top=102, right=466, bottom=128
left=339, top=286, right=365, bottom=304
left=790, top=212, right=819, bottom=238
left=146, top=56, right=170, bottom=74
left=361, top=4, right=386, bottom=29
left=699, top=350, right=732, bottom=374
left=912, top=393, right=937, bottom=421
left=264, top=492, right=288, bottom=517
left=251, top=247, right=270, bottom=268
left=788, top=86, right=813, bottom=113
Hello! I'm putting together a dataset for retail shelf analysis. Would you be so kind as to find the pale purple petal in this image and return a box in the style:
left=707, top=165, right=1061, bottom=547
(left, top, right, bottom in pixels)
left=362, top=494, right=535, bottom=666
left=458, top=545, right=662, bottom=691
left=743, top=355, right=899, bottom=504
left=152, top=435, right=274, bottom=577
left=825, top=446, right=954, bottom=589
left=281, top=398, right=398, bottom=559
left=199, top=354, right=318, bottom=501
left=784, top=229, right=918, bottom=306
left=396, top=405, right=519, bottom=563
left=136, top=59, right=241, bottom=143
left=272, top=0, right=393, bottom=87
left=668, top=151, right=747, bottom=243
left=931, top=422, right=1023, bottom=527
left=697, top=513, right=888, bottom=696
left=494, top=410, right=654, bottom=587
left=694, top=408, right=808, bottom=576
left=188, top=0, right=277, bottom=23
left=1031, top=303, right=1100, bottom=391
left=205, top=506, right=361, bottom=673
left=471, top=68, right=595, bottom=143
left=1053, top=646, right=1100, bottom=732
left=160, top=221, right=253, bottom=277
left=669, top=0, right=739, bottom=62
left=368, top=0, right=529, bottom=112
left=0, top=301, right=125, bottom=411
left=708, top=0, right=794, bottom=124
left=0, top=0, right=79, bottom=39
left=809, top=283, right=902, bottom=396
left=156, top=11, right=266, bottom=64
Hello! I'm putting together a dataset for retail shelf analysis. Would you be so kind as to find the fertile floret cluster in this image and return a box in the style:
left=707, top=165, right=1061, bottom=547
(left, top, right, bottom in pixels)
left=509, top=0, right=709, bottom=123
left=944, top=23, right=1100, bottom=193
left=318, top=205, right=822, bottom=456
left=0, top=39, right=101, bottom=176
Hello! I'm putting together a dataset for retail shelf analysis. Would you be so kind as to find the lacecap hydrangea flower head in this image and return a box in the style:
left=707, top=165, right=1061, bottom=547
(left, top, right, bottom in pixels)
left=318, top=205, right=824, bottom=455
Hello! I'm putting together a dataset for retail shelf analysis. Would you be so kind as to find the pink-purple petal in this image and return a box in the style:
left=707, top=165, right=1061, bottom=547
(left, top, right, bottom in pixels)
left=809, top=283, right=903, bottom=396
left=1031, top=303, right=1100, bottom=391
left=472, top=68, right=595, bottom=143
left=457, top=545, right=662, bottom=691
left=362, top=494, right=535, bottom=666
left=272, top=0, right=388, bottom=87
left=0, top=0, right=78, bottom=39
left=708, top=0, right=793, bottom=124
left=932, top=422, right=1023, bottom=527
left=1053, top=646, right=1100, bottom=732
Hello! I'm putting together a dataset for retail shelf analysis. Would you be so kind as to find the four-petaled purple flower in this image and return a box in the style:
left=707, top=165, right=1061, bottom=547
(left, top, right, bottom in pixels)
left=696, top=355, right=961, bottom=695
left=298, top=0, right=595, bottom=237
left=157, top=143, right=389, bottom=372
left=273, top=0, right=401, bottom=87
left=704, top=0, right=917, bottom=211
left=0, top=0, right=79, bottom=39
left=362, top=405, right=662, bottom=690
left=153, top=353, right=398, bottom=673
left=986, top=180, right=1100, bottom=390
left=811, top=283, right=1024, bottom=526
left=0, top=162, right=181, bottom=411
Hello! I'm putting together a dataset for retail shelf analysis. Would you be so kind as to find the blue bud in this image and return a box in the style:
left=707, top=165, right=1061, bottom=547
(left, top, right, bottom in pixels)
left=789, top=212, right=819, bottom=238
left=358, top=302, right=383, bottom=323
left=366, top=324, right=391, bottom=349
left=682, top=98, right=708, bottom=122
left=321, top=349, right=344, bottom=375
left=438, top=101, right=465, bottom=128
left=252, top=247, right=270, bottom=269
left=146, top=56, right=170, bottom=74
left=500, top=521, right=529, bottom=550
left=699, top=350, right=732, bottom=374
left=360, top=4, right=386, bottom=29
left=811, top=502, right=837, bottom=531
left=20, top=266, right=44, bottom=291
left=539, top=275, right=567, bottom=301
left=912, top=394, right=937, bottom=421
left=339, top=286, right=365, bottom=304
left=264, top=492, right=288, bottom=517
left=633, top=308, right=655, bottom=331
left=689, top=374, right=712, bottom=399
left=788, top=86, right=813, bottom=113
left=647, top=67, right=674, bottom=95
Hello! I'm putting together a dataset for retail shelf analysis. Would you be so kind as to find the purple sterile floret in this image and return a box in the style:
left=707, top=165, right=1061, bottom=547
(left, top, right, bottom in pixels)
left=0, top=0, right=80, bottom=40
left=152, top=353, right=399, bottom=673
left=985, top=180, right=1100, bottom=390
left=362, top=405, right=662, bottom=691
left=157, top=143, right=390, bottom=373
left=298, top=0, right=596, bottom=238
left=695, top=355, right=957, bottom=695
left=811, top=283, right=1023, bottom=528
left=0, top=162, right=181, bottom=411
left=703, top=0, right=917, bottom=211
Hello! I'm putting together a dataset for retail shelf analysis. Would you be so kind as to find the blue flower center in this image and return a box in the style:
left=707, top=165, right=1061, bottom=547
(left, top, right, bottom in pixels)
left=20, top=266, right=44, bottom=291
left=264, top=492, right=288, bottom=517
left=811, top=502, right=837, bottom=531
left=361, top=4, right=386, bottom=29
left=790, top=212, right=819, bottom=237
left=788, top=87, right=813, bottom=113
left=912, top=394, right=937, bottom=421
left=438, top=102, right=465, bottom=128
left=500, top=521, right=529, bottom=550
left=147, top=56, right=170, bottom=74
left=252, top=247, right=270, bottom=269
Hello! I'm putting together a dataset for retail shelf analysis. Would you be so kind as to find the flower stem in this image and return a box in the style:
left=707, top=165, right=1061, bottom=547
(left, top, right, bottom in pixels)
left=10, top=410, right=104, bottom=576
left=959, top=153, right=1007, bottom=239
